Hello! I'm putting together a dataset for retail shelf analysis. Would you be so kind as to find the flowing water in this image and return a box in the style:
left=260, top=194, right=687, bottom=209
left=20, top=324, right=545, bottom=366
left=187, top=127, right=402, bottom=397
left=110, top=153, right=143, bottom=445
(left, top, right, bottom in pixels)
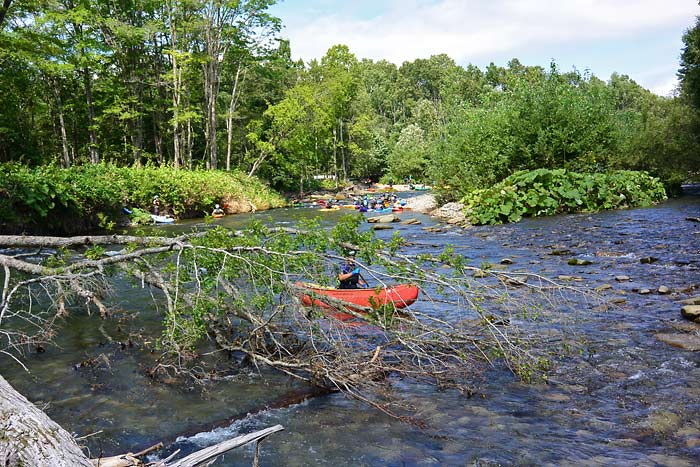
left=2, top=190, right=700, bottom=466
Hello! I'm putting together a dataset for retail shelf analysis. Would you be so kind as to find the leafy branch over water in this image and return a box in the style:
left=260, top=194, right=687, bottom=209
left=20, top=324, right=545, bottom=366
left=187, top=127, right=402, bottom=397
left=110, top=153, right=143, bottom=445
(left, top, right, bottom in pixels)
left=0, top=215, right=582, bottom=419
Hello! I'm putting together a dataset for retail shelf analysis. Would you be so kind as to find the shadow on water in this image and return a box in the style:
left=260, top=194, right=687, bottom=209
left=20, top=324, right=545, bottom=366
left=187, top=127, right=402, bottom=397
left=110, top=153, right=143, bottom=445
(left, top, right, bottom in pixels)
left=2, top=188, right=700, bottom=465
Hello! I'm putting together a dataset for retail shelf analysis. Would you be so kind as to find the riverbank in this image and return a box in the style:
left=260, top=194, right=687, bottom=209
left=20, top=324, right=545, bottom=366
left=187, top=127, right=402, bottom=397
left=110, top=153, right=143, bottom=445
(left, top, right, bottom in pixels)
left=0, top=164, right=285, bottom=235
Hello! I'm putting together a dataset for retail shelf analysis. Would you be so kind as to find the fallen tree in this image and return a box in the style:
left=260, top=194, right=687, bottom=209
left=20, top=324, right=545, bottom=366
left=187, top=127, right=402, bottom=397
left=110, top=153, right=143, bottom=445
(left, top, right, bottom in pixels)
left=0, top=215, right=579, bottom=459
left=0, top=372, right=283, bottom=466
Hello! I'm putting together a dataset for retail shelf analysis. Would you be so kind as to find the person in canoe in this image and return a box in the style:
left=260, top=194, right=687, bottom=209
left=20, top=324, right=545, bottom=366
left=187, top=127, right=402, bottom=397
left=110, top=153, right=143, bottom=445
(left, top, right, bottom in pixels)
left=337, top=250, right=368, bottom=289
left=212, top=204, right=225, bottom=217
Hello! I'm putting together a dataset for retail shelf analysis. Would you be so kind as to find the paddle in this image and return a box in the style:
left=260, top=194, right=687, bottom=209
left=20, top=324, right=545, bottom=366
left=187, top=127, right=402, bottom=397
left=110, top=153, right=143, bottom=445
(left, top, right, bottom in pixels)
left=358, top=272, right=370, bottom=288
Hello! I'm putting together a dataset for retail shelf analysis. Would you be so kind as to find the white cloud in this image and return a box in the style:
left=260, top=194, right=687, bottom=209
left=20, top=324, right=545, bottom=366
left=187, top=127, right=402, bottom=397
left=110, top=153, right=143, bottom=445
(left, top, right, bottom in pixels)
left=283, top=0, right=696, bottom=62
left=276, top=0, right=698, bottom=93
left=649, top=77, right=679, bottom=97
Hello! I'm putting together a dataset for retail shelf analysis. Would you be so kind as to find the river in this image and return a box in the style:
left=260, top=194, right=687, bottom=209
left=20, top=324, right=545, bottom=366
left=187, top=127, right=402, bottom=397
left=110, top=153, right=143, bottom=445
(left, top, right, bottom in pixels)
left=2, top=189, right=699, bottom=466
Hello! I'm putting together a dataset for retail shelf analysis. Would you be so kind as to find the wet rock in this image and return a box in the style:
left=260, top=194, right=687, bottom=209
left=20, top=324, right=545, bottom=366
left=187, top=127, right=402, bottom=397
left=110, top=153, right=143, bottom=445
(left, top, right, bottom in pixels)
left=367, top=214, right=399, bottom=223
left=639, top=289, right=651, bottom=295
left=685, top=217, right=700, bottom=222
left=681, top=305, right=700, bottom=322
left=607, top=438, right=640, bottom=448
left=658, top=285, right=671, bottom=295
left=500, top=258, right=514, bottom=265
left=422, top=225, right=443, bottom=233
left=610, top=298, right=627, bottom=305
left=655, top=333, right=700, bottom=351
left=647, top=455, right=694, bottom=467
left=615, top=275, right=630, bottom=282
left=558, top=275, right=574, bottom=281
left=669, top=320, right=700, bottom=333
left=643, top=410, right=683, bottom=435
left=568, top=258, right=593, bottom=266
left=596, top=284, right=613, bottom=292
left=680, top=295, right=700, bottom=306
left=371, top=225, right=394, bottom=231
left=549, top=249, right=572, bottom=256
left=400, top=218, right=421, bottom=225
left=640, top=256, right=659, bottom=264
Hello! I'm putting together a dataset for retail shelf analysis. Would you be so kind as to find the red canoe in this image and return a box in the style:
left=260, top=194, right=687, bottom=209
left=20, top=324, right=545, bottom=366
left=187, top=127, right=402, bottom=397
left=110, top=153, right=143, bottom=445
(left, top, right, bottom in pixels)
left=296, top=282, right=419, bottom=313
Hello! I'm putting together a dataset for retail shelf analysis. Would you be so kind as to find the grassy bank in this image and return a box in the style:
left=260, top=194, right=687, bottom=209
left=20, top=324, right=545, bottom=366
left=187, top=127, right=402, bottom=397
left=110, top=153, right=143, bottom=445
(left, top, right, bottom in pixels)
left=461, top=169, right=667, bottom=225
left=0, top=163, right=286, bottom=234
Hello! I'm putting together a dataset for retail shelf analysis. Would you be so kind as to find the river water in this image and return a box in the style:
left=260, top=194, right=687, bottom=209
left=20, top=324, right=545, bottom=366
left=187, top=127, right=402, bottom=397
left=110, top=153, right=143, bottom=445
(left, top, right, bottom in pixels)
left=2, top=189, right=700, bottom=466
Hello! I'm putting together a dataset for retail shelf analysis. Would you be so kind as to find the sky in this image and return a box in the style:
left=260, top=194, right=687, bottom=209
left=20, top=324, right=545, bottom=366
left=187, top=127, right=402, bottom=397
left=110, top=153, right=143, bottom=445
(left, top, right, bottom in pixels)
left=268, top=0, right=700, bottom=96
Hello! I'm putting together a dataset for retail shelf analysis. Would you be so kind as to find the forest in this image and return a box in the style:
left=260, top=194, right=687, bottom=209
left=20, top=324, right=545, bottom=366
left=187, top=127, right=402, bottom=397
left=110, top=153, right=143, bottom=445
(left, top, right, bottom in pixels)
left=1, top=0, right=700, bottom=199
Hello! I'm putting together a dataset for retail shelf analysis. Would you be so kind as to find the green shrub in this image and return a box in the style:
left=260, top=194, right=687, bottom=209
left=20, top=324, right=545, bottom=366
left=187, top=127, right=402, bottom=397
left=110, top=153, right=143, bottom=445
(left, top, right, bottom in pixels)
left=0, top=163, right=286, bottom=234
left=461, top=168, right=666, bottom=225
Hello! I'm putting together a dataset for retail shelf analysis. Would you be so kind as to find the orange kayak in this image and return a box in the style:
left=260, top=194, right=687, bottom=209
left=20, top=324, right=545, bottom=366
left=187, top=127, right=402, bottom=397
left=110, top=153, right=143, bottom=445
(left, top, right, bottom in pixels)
left=296, top=282, right=419, bottom=314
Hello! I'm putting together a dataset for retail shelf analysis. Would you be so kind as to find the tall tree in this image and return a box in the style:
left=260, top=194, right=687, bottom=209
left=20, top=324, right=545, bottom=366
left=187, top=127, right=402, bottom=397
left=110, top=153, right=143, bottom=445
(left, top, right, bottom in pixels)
left=679, top=16, right=700, bottom=110
left=197, top=0, right=279, bottom=170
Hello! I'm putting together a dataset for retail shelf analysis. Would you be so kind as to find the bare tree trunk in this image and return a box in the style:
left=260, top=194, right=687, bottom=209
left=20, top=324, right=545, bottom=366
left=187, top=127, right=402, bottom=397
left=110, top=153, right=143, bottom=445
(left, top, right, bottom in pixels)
left=167, top=0, right=182, bottom=169
left=225, top=63, right=244, bottom=171
left=186, top=116, right=193, bottom=169
left=332, top=127, right=338, bottom=188
left=52, top=79, right=71, bottom=168
left=0, top=374, right=93, bottom=467
left=0, top=0, right=13, bottom=28
left=152, top=35, right=165, bottom=164
left=83, top=67, right=100, bottom=164
left=203, top=58, right=218, bottom=170
left=339, top=118, right=347, bottom=182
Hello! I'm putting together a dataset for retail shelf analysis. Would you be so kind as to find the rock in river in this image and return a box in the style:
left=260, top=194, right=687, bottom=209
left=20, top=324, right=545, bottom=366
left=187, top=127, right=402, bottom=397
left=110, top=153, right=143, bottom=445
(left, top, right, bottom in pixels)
left=681, top=305, right=700, bottom=322
left=656, top=333, right=700, bottom=351
left=367, top=214, right=399, bottom=223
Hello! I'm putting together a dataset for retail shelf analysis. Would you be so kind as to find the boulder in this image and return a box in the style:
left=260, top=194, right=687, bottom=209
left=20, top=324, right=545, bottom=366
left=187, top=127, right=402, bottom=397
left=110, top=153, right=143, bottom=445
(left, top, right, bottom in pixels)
left=681, top=305, right=700, bottom=322
left=658, top=285, right=671, bottom=295
left=431, top=202, right=467, bottom=224
left=402, top=194, right=437, bottom=213
left=367, top=214, right=399, bottom=223
left=568, top=258, right=593, bottom=266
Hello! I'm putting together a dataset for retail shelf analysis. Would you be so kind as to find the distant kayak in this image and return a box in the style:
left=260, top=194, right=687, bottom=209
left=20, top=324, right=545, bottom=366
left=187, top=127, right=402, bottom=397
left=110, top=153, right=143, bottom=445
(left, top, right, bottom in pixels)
left=150, top=214, right=175, bottom=224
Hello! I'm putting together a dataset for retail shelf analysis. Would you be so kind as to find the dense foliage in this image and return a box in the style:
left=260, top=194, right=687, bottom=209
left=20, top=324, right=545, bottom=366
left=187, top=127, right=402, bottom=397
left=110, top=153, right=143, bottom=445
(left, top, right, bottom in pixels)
left=461, top=169, right=667, bottom=225
left=0, top=163, right=285, bottom=233
left=0, top=2, right=698, bottom=194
